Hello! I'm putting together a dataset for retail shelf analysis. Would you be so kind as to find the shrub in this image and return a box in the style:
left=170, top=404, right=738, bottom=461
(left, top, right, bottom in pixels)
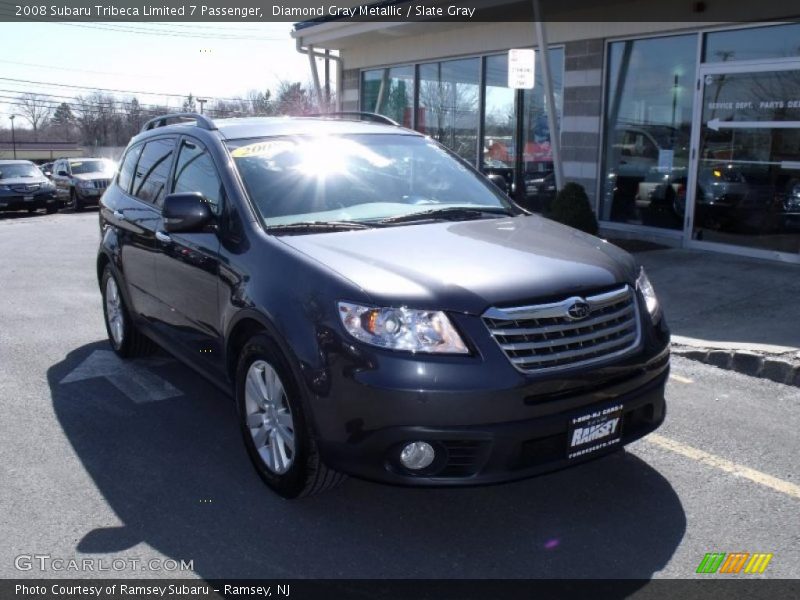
left=546, top=182, right=599, bottom=235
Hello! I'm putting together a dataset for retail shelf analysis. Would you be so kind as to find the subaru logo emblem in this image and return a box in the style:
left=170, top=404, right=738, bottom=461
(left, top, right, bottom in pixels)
left=566, top=300, right=591, bottom=321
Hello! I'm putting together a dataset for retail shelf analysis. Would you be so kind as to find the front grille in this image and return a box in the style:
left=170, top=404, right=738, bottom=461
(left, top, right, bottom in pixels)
left=10, top=184, right=40, bottom=193
left=483, top=285, right=641, bottom=374
left=93, top=179, right=110, bottom=190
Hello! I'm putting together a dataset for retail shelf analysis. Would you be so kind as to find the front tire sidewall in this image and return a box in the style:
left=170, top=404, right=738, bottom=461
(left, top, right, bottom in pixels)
left=101, top=267, right=131, bottom=356
left=236, top=335, right=312, bottom=499
left=71, top=189, right=83, bottom=212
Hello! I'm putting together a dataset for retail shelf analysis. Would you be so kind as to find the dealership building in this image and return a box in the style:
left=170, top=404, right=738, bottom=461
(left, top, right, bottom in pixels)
left=293, top=2, right=800, bottom=263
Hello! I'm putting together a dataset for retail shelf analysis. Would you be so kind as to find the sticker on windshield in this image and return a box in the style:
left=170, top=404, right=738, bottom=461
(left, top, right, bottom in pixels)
left=230, top=141, right=293, bottom=159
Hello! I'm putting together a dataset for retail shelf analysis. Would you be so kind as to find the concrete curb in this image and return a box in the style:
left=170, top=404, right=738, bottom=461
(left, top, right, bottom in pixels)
left=671, top=343, right=800, bottom=387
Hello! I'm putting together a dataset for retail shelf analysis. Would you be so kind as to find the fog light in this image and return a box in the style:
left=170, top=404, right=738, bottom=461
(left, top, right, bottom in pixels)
left=399, top=441, right=435, bottom=470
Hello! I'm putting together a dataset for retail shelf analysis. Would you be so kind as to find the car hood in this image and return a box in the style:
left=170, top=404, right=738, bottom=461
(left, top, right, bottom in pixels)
left=72, top=173, right=113, bottom=181
left=0, top=177, right=49, bottom=186
left=279, top=215, right=638, bottom=314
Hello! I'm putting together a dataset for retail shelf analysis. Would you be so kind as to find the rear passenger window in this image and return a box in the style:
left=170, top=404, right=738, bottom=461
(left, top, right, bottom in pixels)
left=117, top=144, right=143, bottom=195
left=132, top=138, right=175, bottom=206
left=172, top=139, right=223, bottom=214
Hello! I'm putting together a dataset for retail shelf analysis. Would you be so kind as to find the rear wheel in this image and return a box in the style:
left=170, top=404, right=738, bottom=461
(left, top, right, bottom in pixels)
left=101, top=266, right=156, bottom=358
left=236, top=334, right=345, bottom=498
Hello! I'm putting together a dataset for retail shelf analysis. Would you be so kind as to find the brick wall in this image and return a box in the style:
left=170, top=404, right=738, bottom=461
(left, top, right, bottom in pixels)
left=560, top=39, right=604, bottom=210
left=341, top=68, right=360, bottom=111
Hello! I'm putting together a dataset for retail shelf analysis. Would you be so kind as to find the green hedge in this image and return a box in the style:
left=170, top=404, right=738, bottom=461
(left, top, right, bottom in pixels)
left=546, top=182, right=599, bottom=235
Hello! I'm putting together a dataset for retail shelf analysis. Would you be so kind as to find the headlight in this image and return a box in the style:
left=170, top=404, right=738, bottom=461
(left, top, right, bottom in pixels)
left=636, top=267, right=661, bottom=322
left=338, top=302, right=468, bottom=354
left=0, top=185, right=10, bottom=191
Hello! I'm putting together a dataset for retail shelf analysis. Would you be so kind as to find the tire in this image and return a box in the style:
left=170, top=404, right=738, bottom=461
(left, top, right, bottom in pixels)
left=101, top=266, right=156, bottom=358
left=46, top=204, right=57, bottom=214
left=235, top=334, right=345, bottom=498
left=70, top=189, right=83, bottom=212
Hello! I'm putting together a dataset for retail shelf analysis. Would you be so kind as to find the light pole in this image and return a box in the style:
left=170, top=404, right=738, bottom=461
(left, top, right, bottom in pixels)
left=9, top=114, right=17, bottom=159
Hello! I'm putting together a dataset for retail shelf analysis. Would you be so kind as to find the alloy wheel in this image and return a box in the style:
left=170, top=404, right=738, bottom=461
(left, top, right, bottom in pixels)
left=105, top=276, right=124, bottom=347
left=244, top=360, right=296, bottom=474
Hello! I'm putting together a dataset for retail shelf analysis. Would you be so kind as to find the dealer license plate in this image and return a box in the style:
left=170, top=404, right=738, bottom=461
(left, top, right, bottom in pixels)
left=567, top=403, right=623, bottom=459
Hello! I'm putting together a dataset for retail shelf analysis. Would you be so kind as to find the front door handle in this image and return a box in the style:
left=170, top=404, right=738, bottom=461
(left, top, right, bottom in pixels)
left=155, top=230, right=172, bottom=244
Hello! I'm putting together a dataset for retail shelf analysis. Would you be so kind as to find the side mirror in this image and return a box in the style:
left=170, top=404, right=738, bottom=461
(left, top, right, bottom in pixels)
left=162, top=192, right=213, bottom=233
left=486, top=173, right=509, bottom=195
left=57, top=170, right=69, bottom=177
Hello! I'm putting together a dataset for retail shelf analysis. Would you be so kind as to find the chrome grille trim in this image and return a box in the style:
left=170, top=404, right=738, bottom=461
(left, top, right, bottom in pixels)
left=483, top=284, right=641, bottom=374
left=11, top=183, right=40, bottom=193
left=488, top=303, right=634, bottom=337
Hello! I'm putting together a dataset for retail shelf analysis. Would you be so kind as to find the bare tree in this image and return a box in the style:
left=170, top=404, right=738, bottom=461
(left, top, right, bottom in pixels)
left=275, top=81, right=315, bottom=116
left=18, top=93, right=54, bottom=140
left=418, top=78, right=479, bottom=161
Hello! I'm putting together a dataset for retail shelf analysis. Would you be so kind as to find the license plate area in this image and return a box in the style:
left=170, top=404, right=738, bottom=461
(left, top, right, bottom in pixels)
left=24, top=195, right=34, bottom=201
left=567, top=403, right=623, bottom=459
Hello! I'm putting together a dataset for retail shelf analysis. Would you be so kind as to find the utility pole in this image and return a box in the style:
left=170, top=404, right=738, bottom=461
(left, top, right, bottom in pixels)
left=9, top=114, right=16, bottom=159
left=197, top=98, right=207, bottom=115
left=532, top=0, right=563, bottom=192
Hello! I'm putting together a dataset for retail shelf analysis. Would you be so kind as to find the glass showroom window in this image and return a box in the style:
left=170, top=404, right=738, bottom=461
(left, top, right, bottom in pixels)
left=482, top=49, right=564, bottom=211
left=521, top=48, right=563, bottom=212
left=417, top=58, right=481, bottom=164
left=483, top=54, right=517, bottom=195
left=361, top=66, right=415, bottom=127
left=600, top=35, right=697, bottom=230
left=704, top=22, right=800, bottom=63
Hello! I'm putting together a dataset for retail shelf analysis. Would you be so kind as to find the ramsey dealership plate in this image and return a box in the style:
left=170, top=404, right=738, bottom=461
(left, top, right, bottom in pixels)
left=567, top=403, right=623, bottom=459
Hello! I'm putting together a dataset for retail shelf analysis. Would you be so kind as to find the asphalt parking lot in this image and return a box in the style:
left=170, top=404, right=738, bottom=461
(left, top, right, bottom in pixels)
left=1, top=210, right=798, bottom=581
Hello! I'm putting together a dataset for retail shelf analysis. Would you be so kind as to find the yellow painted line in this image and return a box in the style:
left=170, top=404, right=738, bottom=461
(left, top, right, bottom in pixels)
left=645, top=433, right=800, bottom=501
left=669, top=374, right=694, bottom=384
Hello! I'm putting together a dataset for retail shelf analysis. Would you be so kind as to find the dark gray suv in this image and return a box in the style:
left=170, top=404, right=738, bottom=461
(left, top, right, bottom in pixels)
left=97, top=113, right=670, bottom=498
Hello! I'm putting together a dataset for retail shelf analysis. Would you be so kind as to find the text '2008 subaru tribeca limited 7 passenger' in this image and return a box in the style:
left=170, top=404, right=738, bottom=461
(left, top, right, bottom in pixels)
left=97, top=112, right=669, bottom=498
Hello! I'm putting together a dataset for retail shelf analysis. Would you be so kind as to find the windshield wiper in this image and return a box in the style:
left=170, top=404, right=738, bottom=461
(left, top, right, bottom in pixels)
left=376, top=206, right=512, bottom=225
left=264, top=220, right=372, bottom=234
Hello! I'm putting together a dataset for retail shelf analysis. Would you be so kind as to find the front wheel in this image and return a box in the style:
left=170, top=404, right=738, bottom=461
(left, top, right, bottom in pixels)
left=236, top=334, right=345, bottom=498
left=70, top=189, right=83, bottom=212
left=101, top=266, right=156, bottom=358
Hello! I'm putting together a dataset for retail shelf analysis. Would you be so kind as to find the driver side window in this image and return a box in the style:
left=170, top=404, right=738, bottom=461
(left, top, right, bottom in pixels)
left=172, top=139, right=223, bottom=215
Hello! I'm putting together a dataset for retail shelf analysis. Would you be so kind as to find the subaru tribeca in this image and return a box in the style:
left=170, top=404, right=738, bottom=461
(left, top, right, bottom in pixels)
left=97, top=113, right=669, bottom=498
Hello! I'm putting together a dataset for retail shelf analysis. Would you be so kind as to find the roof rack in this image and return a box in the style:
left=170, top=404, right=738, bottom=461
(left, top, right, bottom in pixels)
left=310, top=111, right=400, bottom=126
left=140, top=112, right=217, bottom=133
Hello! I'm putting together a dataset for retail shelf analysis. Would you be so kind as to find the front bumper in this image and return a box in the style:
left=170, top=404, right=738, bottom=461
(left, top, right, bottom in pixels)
left=76, top=188, right=103, bottom=205
left=313, top=307, right=670, bottom=486
left=0, top=191, right=58, bottom=211
left=319, top=369, right=667, bottom=486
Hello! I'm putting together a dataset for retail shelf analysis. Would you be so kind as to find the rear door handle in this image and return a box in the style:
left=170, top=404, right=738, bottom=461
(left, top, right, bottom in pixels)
left=155, top=230, right=172, bottom=244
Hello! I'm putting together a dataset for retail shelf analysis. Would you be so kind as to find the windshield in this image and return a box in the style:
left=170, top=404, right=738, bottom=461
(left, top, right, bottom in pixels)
left=227, top=134, right=514, bottom=226
left=0, top=164, right=41, bottom=179
left=70, top=160, right=114, bottom=175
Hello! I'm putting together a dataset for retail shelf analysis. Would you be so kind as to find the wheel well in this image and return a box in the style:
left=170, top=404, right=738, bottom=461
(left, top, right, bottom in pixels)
left=226, top=318, right=267, bottom=383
